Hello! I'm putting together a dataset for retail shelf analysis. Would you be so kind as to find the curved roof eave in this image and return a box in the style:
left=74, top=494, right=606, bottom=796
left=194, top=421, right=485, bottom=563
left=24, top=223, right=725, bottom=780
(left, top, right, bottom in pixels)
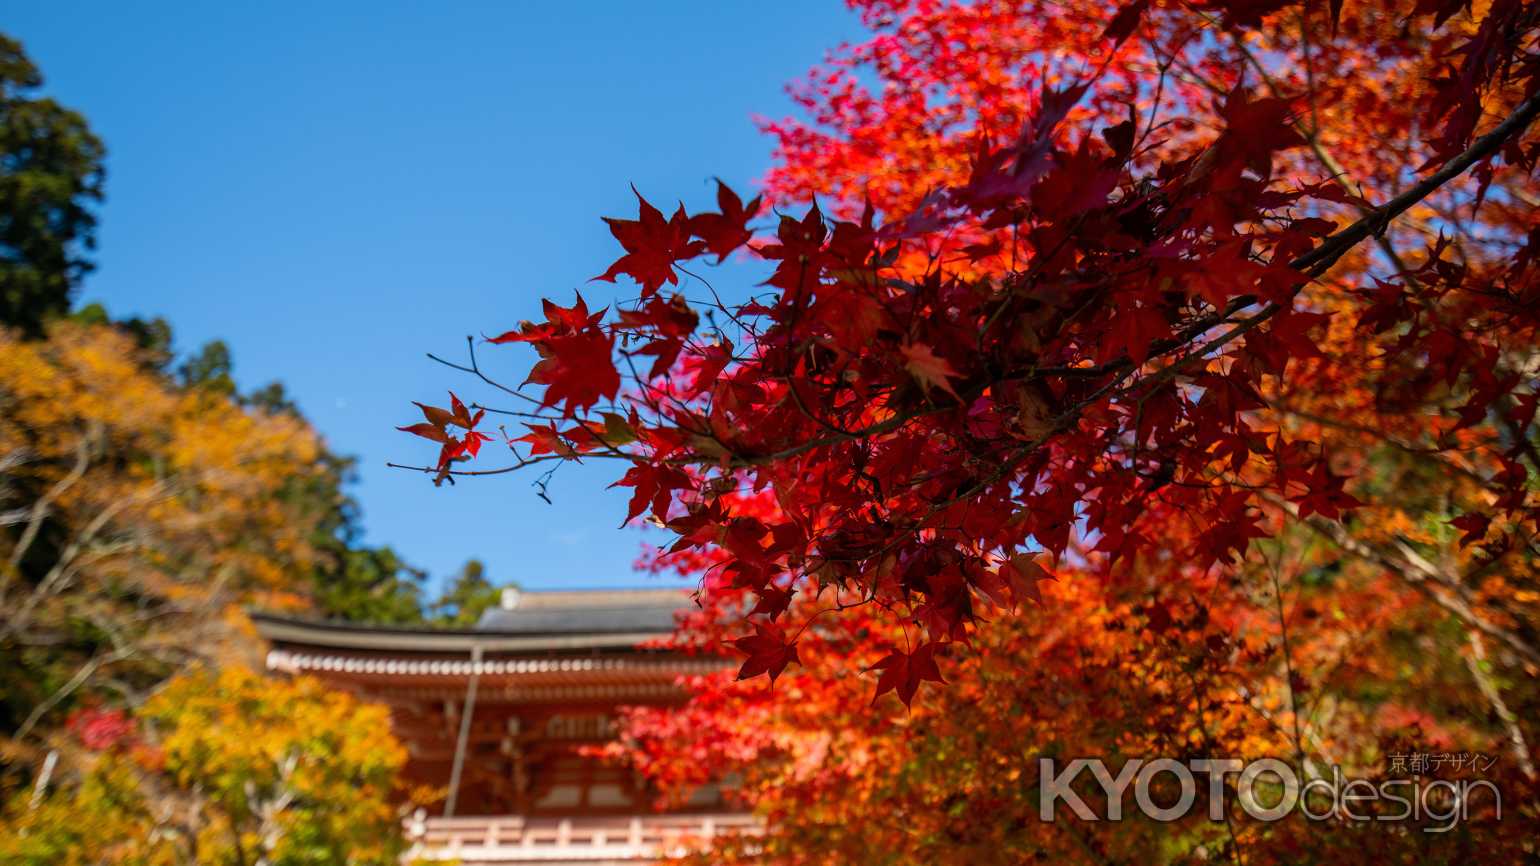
left=248, top=611, right=677, bottom=654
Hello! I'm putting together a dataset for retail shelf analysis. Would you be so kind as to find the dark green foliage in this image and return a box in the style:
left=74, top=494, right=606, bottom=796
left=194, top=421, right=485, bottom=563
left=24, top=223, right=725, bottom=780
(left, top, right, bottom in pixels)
left=428, top=559, right=515, bottom=627
left=314, top=545, right=427, bottom=626
left=178, top=339, right=235, bottom=395
left=0, top=35, right=104, bottom=336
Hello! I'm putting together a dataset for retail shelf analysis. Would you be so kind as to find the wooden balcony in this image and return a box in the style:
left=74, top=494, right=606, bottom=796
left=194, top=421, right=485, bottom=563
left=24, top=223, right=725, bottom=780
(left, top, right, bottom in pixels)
left=403, top=812, right=760, bottom=863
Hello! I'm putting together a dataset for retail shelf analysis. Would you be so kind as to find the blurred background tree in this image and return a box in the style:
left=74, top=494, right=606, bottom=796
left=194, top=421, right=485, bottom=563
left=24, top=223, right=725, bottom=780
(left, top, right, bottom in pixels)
left=0, top=35, right=103, bottom=337
left=0, top=308, right=432, bottom=860
left=427, top=558, right=516, bottom=627
left=0, top=667, right=408, bottom=866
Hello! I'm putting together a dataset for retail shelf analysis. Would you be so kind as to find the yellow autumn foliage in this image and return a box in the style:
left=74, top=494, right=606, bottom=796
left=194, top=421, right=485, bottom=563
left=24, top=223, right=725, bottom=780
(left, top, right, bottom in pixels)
left=0, top=666, right=408, bottom=866
left=0, top=320, right=419, bottom=861
left=1, top=320, right=343, bottom=759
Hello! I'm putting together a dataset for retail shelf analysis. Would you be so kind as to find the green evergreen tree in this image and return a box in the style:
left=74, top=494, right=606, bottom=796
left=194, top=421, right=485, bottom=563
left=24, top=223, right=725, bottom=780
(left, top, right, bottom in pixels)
left=0, top=34, right=104, bottom=335
left=429, top=559, right=513, bottom=627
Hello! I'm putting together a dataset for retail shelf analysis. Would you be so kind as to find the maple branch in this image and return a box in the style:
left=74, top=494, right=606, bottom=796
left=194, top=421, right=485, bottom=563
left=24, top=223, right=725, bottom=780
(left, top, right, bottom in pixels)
left=0, top=483, right=157, bottom=644
left=1080, top=83, right=1540, bottom=389
left=1495, top=392, right=1540, bottom=477
left=384, top=452, right=612, bottom=478
left=416, top=90, right=1540, bottom=499
left=1265, top=401, right=1491, bottom=486
left=1222, top=21, right=1428, bottom=285
left=1261, top=546, right=1310, bottom=778
left=14, top=646, right=135, bottom=743
left=1234, top=679, right=1342, bottom=767
left=703, top=402, right=960, bottom=468
left=428, top=335, right=543, bottom=407
left=1291, top=87, right=1540, bottom=276
left=2, top=425, right=98, bottom=588
left=1173, top=667, right=1247, bottom=866
left=675, top=263, right=751, bottom=335
left=1464, top=631, right=1538, bottom=781
left=1267, top=495, right=1540, bottom=668
left=466, top=403, right=556, bottom=421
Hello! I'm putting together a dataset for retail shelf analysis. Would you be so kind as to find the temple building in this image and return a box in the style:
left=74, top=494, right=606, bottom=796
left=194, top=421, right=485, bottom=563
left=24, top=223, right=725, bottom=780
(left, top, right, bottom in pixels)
left=252, top=587, right=754, bottom=863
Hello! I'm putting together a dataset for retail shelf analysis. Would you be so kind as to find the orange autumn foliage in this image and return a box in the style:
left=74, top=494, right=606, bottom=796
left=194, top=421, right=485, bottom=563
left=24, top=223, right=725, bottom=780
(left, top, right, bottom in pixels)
left=1, top=320, right=415, bottom=859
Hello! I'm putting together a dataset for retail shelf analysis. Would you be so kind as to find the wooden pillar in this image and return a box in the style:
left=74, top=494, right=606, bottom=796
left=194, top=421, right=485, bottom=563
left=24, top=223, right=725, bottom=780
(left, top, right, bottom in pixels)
left=444, top=643, right=482, bottom=817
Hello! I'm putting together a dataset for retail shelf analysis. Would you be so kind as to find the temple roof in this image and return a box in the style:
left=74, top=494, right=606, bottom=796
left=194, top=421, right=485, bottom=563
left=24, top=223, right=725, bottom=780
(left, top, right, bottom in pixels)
left=475, top=588, right=689, bottom=635
left=252, top=587, right=696, bottom=655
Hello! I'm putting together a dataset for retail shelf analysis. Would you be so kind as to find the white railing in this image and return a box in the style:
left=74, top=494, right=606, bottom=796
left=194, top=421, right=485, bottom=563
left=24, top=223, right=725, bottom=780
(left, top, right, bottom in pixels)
left=403, top=812, right=760, bottom=863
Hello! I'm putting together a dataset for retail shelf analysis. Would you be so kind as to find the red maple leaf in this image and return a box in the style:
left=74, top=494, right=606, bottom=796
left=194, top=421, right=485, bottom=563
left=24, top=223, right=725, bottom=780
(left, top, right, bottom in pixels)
left=1103, top=301, right=1168, bottom=366
left=682, top=339, right=734, bottom=398
left=872, top=641, right=947, bottom=706
left=611, top=461, right=692, bottom=525
left=689, top=180, right=761, bottom=262
left=595, top=188, right=704, bottom=297
left=460, top=430, right=492, bottom=459
left=733, top=623, right=800, bottom=684
left=1102, top=0, right=1149, bottom=43
left=1004, top=554, right=1054, bottom=607
left=487, top=294, right=606, bottom=345
left=525, top=329, right=621, bottom=417
left=447, top=391, right=482, bottom=429
left=901, top=341, right=962, bottom=399
left=397, top=422, right=451, bottom=444
left=1450, top=512, right=1491, bottom=548
left=412, top=400, right=455, bottom=429
left=515, top=422, right=577, bottom=458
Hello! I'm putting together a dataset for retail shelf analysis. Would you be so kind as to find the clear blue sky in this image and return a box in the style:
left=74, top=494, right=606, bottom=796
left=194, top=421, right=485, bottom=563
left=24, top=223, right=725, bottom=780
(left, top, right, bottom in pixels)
left=6, top=4, right=862, bottom=592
